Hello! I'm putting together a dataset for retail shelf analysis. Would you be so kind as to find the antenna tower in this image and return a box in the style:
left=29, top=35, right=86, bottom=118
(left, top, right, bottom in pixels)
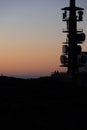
left=60, top=0, right=86, bottom=73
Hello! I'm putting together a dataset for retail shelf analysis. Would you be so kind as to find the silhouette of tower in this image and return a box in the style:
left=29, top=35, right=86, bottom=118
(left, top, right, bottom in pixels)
left=60, top=0, right=86, bottom=73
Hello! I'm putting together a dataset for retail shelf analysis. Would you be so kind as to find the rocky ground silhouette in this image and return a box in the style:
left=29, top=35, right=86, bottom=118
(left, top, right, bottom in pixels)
left=0, top=72, right=87, bottom=128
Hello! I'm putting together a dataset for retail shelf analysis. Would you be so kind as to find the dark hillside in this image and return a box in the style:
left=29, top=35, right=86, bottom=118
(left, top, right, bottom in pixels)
left=0, top=73, right=87, bottom=128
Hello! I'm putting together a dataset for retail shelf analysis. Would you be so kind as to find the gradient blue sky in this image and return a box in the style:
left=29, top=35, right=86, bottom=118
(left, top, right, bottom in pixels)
left=0, top=0, right=87, bottom=78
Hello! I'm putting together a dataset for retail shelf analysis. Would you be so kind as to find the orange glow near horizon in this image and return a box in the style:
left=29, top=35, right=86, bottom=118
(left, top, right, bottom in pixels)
left=0, top=32, right=62, bottom=76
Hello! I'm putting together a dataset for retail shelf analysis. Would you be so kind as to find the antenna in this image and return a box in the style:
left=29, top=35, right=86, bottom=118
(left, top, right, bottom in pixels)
left=60, top=0, right=86, bottom=74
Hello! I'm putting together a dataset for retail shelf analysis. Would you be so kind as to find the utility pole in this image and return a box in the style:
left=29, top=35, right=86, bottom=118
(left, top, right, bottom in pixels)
left=60, top=0, right=86, bottom=74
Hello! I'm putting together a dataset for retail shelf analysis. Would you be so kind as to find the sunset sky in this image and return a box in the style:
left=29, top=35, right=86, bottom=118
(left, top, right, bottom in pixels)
left=0, top=0, right=87, bottom=78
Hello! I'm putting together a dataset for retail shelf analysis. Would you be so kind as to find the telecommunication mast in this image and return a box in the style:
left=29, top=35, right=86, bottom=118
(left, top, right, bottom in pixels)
left=60, top=0, right=86, bottom=73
